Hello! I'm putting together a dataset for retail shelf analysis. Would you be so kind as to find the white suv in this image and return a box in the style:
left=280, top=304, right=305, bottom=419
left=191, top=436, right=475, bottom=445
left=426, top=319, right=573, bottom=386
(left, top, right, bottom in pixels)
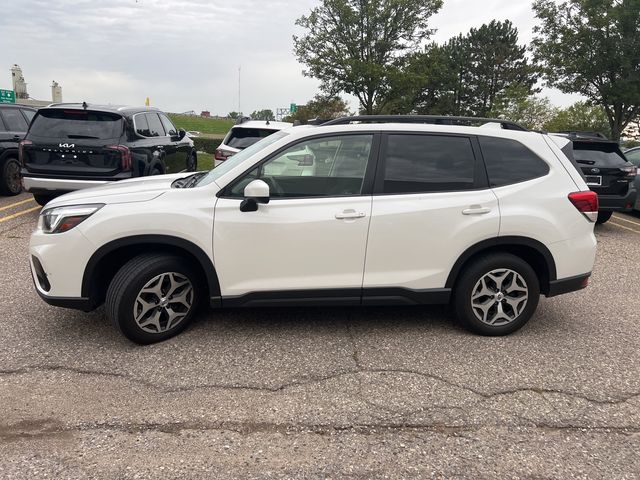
left=214, top=119, right=293, bottom=165
left=30, top=116, right=598, bottom=344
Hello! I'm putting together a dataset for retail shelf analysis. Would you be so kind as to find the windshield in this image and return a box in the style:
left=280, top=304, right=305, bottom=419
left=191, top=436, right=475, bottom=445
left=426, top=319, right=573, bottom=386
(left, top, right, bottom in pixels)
left=197, top=130, right=289, bottom=187
left=225, top=127, right=280, bottom=149
left=29, top=109, right=124, bottom=140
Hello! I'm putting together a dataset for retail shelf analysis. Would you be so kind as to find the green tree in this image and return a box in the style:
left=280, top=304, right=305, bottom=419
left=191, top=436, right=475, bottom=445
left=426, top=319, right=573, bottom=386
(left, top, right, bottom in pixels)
left=293, top=0, right=443, bottom=115
left=227, top=111, right=240, bottom=120
left=284, top=94, right=352, bottom=123
left=543, top=102, right=611, bottom=137
left=250, top=109, right=275, bottom=121
left=388, top=20, right=537, bottom=116
left=532, top=0, right=640, bottom=140
left=489, top=85, right=557, bottom=130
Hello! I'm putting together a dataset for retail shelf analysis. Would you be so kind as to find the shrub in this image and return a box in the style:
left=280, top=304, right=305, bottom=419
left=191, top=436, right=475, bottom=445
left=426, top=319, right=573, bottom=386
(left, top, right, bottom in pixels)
left=193, top=137, right=221, bottom=154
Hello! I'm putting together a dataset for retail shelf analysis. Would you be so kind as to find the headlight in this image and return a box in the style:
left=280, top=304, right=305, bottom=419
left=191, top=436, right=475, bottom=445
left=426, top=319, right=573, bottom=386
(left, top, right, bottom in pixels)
left=37, top=204, right=104, bottom=234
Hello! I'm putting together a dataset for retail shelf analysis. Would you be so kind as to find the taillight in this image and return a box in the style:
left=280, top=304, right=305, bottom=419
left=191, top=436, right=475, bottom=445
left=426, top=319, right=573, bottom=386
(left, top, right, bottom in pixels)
left=107, top=145, right=132, bottom=171
left=19, top=139, right=32, bottom=166
left=568, top=191, right=599, bottom=222
left=621, top=165, right=637, bottom=178
left=214, top=148, right=233, bottom=162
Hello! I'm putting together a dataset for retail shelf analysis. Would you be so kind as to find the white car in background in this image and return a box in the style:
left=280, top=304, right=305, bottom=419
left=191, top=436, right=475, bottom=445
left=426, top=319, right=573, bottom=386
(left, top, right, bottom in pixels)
left=215, top=119, right=292, bottom=166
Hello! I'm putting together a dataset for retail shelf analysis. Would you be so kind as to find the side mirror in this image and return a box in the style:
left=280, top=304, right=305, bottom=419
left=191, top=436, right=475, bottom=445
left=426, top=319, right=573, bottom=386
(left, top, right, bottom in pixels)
left=240, top=179, right=270, bottom=212
left=290, top=153, right=314, bottom=166
left=178, top=129, right=186, bottom=140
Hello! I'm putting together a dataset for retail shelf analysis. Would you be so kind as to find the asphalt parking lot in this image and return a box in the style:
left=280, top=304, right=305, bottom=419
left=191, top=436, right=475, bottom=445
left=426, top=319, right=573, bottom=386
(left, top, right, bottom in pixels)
left=0, top=192, right=639, bottom=479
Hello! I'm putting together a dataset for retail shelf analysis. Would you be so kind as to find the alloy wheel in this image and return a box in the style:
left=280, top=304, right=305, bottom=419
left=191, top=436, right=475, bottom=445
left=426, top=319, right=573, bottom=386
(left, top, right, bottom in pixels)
left=133, top=272, right=194, bottom=333
left=471, top=269, right=528, bottom=326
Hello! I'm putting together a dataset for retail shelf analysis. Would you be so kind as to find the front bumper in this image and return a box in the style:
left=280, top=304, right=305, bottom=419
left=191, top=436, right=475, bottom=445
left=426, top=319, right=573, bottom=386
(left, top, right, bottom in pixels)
left=29, top=226, right=95, bottom=306
left=597, top=188, right=637, bottom=212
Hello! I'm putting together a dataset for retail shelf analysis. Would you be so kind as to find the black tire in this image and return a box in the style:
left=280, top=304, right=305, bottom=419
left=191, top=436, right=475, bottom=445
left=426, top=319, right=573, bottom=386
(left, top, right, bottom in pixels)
left=0, top=157, right=22, bottom=196
left=596, top=211, right=613, bottom=224
left=453, top=253, right=540, bottom=336
left=105, top=254, right=202, bottom=344
left=187, top=153, right=197, bottom=172
left=33, top=194, right=55, bottom=207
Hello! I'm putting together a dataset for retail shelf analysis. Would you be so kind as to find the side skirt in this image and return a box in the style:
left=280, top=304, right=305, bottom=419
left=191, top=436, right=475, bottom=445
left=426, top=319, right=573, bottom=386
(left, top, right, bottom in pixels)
left=210, top=288, right=452, bottom=309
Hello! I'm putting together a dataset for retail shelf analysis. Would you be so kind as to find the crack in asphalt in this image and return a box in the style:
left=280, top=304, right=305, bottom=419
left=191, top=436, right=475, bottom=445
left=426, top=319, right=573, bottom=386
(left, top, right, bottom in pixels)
left=2, top=418, right=639, bottom=443
left=1, top=364, right=639, bottom=407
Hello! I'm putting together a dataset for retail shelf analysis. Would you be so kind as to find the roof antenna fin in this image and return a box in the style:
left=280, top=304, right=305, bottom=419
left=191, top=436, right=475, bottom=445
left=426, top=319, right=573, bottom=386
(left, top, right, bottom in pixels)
left=82, top=101, right=88, bottom=110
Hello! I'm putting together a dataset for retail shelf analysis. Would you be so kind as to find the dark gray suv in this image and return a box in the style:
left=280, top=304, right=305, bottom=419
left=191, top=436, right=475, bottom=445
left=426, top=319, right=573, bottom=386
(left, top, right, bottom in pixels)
left=0, top=104, right=36, bottom=196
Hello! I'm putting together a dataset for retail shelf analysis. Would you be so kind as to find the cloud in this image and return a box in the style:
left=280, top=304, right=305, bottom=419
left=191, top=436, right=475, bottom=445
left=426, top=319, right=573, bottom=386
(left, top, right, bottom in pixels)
left=0, top=0, right=580, bottom=114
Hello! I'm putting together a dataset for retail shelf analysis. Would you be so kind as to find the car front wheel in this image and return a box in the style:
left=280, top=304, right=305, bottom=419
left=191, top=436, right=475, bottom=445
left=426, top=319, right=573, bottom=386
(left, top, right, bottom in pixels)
left=106, top=254, right=202, bottom=344
left=453, top=253, right=540, bottom=336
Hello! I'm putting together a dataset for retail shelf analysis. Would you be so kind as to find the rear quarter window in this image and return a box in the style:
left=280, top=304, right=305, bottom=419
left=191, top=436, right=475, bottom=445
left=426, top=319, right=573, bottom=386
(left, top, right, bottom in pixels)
left=479, top=136, right=549, bottom=187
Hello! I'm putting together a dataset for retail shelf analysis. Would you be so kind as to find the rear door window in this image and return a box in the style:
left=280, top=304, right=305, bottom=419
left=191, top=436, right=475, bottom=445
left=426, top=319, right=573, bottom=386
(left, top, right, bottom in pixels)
left=382, top=134, right=477, bottom=194
left=28, top=109, right=124, bottom=139
left=479, top=136, right=549, bottom=187
left=226, top=128, right=278, bottom=149
left=146, top=113, right=166, bottom=137
left=1, top=108, right=29, bottom=132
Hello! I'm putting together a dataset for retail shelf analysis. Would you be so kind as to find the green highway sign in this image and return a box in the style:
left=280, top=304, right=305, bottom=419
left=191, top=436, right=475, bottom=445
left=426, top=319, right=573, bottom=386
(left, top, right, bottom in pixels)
left=0, top=89, right=16, bottom=104
left=290, top=103, right=297, bottom=113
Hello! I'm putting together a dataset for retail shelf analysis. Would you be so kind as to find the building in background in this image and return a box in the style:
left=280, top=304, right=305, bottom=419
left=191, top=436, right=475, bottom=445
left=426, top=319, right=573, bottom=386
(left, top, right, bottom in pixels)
left=11, top=64, right=28, bottom=99
left=6, top=65, right=63, bottom=107
left=51, top=80, right=62, bottom=103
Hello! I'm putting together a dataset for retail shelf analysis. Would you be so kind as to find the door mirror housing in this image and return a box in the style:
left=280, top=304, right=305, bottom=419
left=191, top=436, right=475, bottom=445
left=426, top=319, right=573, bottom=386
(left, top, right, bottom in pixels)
left=240, top=179, right=270, bottom=212
left=178, top=128, right=186, bottom=140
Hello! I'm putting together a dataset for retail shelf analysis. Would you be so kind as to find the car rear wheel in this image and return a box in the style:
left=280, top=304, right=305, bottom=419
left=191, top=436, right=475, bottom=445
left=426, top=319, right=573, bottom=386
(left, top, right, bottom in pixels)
left=0, top=157, right=22, bottom=196
left=453, top=253, right=540, bottom=336
left=596, top=211, right=613, bottom=224
left=106, top=254, right=202, bottom=344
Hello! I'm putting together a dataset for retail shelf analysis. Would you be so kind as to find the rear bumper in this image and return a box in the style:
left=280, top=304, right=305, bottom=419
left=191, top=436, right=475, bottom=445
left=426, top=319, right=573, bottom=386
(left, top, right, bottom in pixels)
left=546, top=273, right=591, bottom=297
left=597, top=188, right=637, bottom=212
left=22, top=170, right=134, bottom=194
left=23, top=176, right=111, bottom=194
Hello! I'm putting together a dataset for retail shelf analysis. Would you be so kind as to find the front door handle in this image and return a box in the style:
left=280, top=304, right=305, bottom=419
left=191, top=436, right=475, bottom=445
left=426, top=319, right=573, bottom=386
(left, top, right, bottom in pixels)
left=462, top=206, right=492, bottom=215
left=335, top=210, right=366, bottom=220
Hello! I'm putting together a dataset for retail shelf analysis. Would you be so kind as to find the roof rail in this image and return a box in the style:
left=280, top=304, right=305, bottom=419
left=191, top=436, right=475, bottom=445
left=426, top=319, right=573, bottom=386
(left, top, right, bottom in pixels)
left=322, top=115, right=529, bottom=131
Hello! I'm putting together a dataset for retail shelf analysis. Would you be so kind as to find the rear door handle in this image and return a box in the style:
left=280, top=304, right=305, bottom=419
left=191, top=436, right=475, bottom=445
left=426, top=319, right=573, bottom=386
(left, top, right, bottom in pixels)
left=462, top=206, right=492, bottom=215
left=335, top=210, right=366, bottom=220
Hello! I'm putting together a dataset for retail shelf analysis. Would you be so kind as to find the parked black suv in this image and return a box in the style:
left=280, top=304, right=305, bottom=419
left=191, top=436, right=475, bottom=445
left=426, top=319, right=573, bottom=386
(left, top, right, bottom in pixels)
left=0, top=104, right=36, bottom=196
left=553, top=132, right=637, bottom=224
left=20, top=104, right=197, bottom=206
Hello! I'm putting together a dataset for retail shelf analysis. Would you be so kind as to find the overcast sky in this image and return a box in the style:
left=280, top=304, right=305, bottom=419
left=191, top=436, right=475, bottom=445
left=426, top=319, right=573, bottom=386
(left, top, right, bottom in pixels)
left=1, top=0, right=581, bottom=115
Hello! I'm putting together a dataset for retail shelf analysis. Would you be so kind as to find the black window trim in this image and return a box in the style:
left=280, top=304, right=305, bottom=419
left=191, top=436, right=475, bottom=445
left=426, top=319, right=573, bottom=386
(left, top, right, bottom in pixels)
left=132, top=112, right=168, bottom=139
left=218, top=131, right=382, bottom=200
left=19, top=107, right=36, bottom=125
left=372, top=131, right=489, bottom=196
left=477, top=135, right=551, bottom=189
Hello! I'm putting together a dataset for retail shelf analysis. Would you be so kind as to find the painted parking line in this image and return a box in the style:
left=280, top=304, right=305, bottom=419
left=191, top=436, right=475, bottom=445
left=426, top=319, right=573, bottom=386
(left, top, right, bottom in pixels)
left=0, top=206, right=41, bottom=223
left=613, top=214, right=640, bottom=227
left=609, top=221, right=640, bottom=235
left=0, top=197, right=35, bottom=213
